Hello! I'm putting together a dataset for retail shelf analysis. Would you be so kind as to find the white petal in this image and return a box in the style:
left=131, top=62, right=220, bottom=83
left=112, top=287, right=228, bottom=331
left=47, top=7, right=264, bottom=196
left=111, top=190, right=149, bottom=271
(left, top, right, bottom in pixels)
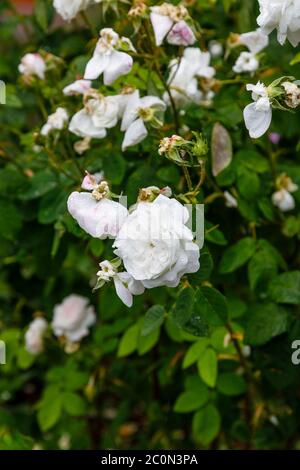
left=103, top=50, right=133, bottom=85
left=167, top=21, right=196, bottom=46
left=243, top=102, right=272, bottom=139
left=150, top=12, right=173, bottom=46
left=121, top=90, right=140, bottom=131
left=113, top=276, right=133, bottom=307
left=122, top=119, right=148, bottom=151
left=69, top=109, right=107, bottom=139
left=140, top=95, right=167, bottom=111
left=84, top=53, right=109, bottom=80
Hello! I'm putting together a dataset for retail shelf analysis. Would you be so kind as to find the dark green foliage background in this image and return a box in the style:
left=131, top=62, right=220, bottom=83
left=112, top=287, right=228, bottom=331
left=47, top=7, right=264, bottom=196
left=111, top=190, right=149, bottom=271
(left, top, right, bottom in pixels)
left=1, top=0, right=300, bottom=450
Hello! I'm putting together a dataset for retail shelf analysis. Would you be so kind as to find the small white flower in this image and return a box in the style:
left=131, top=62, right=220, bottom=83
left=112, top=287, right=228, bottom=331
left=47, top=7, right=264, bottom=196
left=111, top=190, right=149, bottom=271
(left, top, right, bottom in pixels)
left=233, top=51, right=259, bottom=74
left=69, top=94, right=119, bottom=139
left=96, top=260, right=144, bottom=307
left=209, top=40, right=223, bottom=58
left=67, top=191, right=128, bottom=239
left=150, top=3, right=195, bottom=46
left=41, top=107, right=69, bottom=136
left=272, top=188, right=296, bottom=212
left=63, top=79, right=92, bottom=96
left=165, top=48, right=215, bottom=106
left=52, top=295, right=96, bottom=342
left=224, top=191, right=238, bottom=208
left=113, top=195, right=200, bottom=289
left=239, top=28, right=269, bottom=54
left=257, top=0, right=300, bottom=47
left=53, top=0, right=92, bottom=21
left=121, top=90, right=166, bottom=150
left=243, top=82, right=272, bottom=138
left=84, top=28, right=133, bottom=84
left=18, top=53, right=46, bottom=80
left=25, top=318, right=48, bottom=355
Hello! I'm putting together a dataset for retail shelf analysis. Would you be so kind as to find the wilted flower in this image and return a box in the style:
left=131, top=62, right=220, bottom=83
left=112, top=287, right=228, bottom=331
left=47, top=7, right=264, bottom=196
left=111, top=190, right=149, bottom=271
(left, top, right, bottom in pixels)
left=52, top=295, right=96, bottom=342
left=282, top=81, right=300, bottom=109
left=121, top=90, right=166, bottom=150
left=243, top=81, right=272, bottom=138
left=150, top=3, right=195, bottom=46
left=74, top=137, right=92, bottom=154
left=84, top=28, right=133, bottom=84
left=41, top=107, right=69, bottom=136
left=257, top=0, right=300, bottom=47
left=113, top=195, right=200, bottom=289
left=18, top=53, right=46, bottom=80
left=81, top=171, right=104, bottom=190
left=25, top=318, right=48, bottom=355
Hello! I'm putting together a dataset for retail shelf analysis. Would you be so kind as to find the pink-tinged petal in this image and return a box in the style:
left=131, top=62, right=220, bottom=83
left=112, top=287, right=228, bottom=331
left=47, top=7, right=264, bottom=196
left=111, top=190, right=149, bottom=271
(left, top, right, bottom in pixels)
left=167, top=21, right=196, bottom=46
left=122, top=119, right=148, bottom=151
left=243, top=102, right=272, bottom=139
left=103, top=50, right=133, bottom=85
left=113, top=276, right=133, bottom=307
left=150, top=12, right=173, bottom=46
left=84, top=53, right=109, bottom=80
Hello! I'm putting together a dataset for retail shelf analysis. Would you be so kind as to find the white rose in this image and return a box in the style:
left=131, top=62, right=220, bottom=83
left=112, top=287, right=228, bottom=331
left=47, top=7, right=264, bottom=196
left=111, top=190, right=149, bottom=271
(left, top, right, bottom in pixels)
left=53, top=0, right=92, bottom=21
left=68, top=192, right=128, bottom=239
left=25, top=318, right=48, bottom=355
left=52, top=294, right=96, bottom=342
left=113, top=195, right=200, bottom=288
left=41, top=107, right=69, bottom=136
left=272, top=188, right=296, bottom=212
left=18, top=53, right=46, bottom=80
left=257, top=0, right=300, bottom=47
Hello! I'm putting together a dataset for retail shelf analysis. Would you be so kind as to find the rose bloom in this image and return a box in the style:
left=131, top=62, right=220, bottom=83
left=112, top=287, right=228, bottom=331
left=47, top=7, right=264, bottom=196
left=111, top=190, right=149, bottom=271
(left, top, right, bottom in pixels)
left=53, top=0, right=92, bottom=21
left=113, top=195, right=200, bottom=289
left=257, top=0, right=300, bottom=47
left=25, top=318, right=48, bottom=355
left=52, top=295, right=96, bottom=342
left=18, top=53, right=46, bottom=79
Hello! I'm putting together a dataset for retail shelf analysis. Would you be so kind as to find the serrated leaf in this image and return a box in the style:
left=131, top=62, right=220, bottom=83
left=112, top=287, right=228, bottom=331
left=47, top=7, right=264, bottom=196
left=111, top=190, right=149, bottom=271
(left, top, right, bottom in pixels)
left=141, top=305, right=165, bottom=336
left=245, top=303, right=288, bottom=346
left=192, top=404, right=221, bottom=445
left=117, top=323, right=139, bottom=357
left=268, top=271, right=300, bottom=304
left=219, top=237, right=257, bottom=274
left=174, top=387, right=209, bottom=413
left=197, top=348, right=218, bottom=387
left=182, top=338, right=210, bottom=369
left=171, top=287, right=195, bottom=328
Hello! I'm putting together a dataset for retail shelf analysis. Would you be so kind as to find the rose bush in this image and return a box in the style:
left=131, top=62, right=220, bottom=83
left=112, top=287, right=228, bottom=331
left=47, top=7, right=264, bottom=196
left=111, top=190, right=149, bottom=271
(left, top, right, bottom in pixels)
left=1, top=0, right=300, bottom=451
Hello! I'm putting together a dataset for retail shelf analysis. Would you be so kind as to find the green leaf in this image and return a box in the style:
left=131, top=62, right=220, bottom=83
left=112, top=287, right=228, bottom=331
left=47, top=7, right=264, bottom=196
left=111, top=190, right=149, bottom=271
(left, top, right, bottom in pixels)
left=62, top=392, right=86, bottom=416
left=171, top=287, right=195, bottom=328
left=237, top=167, right=260, bottom=201
left=192, top=404, right=221, bottom=445
left=20, top=171, right=58, bottom=200
left=0, top=200, right=22, bottom=241
left=245, top=303, right=289, bottom=346
left=217, top=373, right=247, bottom=396
left=137, top=327, right=160, bottom=355
left=174, top=387, right=209, bottom=413
left=117, top=323, right=139, bottom=357
left=268, top=271, right=300, bottom=304
left=37, top=393, right=62, bottom=432
left=38, top=189, right=68, bottom=224
left=182, top=338, right=210, bottom=369
left=35, top=0, right=49, bottom=31
left=197, top=348, right=218, bottom=387
left=248, top=249, right=278, bottom=291
left=189, top=247, right=213, bottom=284
left=219, top=237, right=257, bottom=274
left=195, top=286, right=228, bottom=326
left=141, top=305, right=165, bottom=336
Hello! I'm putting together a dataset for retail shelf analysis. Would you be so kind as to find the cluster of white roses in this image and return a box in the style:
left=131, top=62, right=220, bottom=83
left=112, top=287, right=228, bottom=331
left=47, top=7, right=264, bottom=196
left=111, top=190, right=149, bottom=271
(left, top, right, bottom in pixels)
left=25, top=295, right=96, bottom=354
left=67, top=173, right=200, bottom=308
